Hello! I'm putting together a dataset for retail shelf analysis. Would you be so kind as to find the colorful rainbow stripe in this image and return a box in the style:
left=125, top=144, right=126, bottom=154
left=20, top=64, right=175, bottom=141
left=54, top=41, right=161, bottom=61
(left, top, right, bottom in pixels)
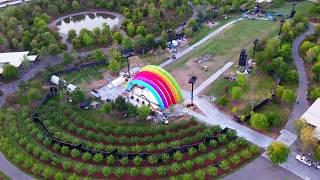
left=127, top=65, right=183, bottom=110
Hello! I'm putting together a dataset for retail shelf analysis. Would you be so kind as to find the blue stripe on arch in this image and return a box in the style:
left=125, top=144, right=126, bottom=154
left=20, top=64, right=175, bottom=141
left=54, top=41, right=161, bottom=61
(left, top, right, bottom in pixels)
left=127, top=79, right=165, bottom=110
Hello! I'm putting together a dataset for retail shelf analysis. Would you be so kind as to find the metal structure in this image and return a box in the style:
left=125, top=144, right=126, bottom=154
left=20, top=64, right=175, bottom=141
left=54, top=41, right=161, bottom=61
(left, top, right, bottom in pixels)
left=279, top=18, right=285, bottom=36
left=290, top=3, right=296, bottom=18
left=239, top=49, right=248, bottom=67
left=188, top=76, right=198, bottom=106
left=252, top=39, right=259, bottom=59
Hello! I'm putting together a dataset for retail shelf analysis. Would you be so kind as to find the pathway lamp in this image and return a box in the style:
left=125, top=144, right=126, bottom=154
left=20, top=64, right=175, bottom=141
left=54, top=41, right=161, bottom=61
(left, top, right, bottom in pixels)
left=188, top=76, right=198, bottom=107
left=252, top=39, right=259, bottom=59
left=290, top=3, right=296, bottom=18
left=279, top=18, right=285, bottom=36
left=121, top=49, right=134, bottom=78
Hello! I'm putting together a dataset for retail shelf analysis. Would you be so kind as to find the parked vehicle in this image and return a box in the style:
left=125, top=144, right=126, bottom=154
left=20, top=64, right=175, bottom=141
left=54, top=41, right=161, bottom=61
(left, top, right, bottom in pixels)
left=296, top=154, right=312, bottom=167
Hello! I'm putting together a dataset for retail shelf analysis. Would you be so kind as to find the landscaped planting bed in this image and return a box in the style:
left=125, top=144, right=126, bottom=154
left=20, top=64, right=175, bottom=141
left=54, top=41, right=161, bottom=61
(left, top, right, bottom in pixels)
left=0, top=99, right=261, bottom=179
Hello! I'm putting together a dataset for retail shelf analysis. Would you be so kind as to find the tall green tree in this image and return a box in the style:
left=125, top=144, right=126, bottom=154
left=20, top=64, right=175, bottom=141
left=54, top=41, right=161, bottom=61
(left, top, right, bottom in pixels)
left=250, top=113, right=269, bottom=130
left=2, top=64, right=18, bottom=80
left=267, top=141, right=290, bottom=165
left=122, top=37, right=133, bottom=49
left=137, top=105, right=151, bottom=120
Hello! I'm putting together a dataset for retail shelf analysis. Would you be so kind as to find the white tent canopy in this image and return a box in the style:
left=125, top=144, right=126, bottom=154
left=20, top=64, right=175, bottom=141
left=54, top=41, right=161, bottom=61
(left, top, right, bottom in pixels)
left=0, top=51, right=38, bottom=73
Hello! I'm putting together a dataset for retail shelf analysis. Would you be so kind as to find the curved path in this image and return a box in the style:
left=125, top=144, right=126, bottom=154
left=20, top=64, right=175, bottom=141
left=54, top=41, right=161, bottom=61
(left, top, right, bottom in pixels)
left=285, top=23, right=315, bottom=133
left=0, top=55, right=62, bottom=179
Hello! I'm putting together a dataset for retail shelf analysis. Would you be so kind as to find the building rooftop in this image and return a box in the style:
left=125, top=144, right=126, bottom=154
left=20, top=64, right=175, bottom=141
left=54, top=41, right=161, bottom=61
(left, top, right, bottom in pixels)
left=0, top=51, right=38, bottom=73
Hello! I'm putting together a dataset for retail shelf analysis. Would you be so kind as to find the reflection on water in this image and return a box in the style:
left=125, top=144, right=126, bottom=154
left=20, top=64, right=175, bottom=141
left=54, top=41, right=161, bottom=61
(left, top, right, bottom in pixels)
left=57, top=12, right=119, bottom=34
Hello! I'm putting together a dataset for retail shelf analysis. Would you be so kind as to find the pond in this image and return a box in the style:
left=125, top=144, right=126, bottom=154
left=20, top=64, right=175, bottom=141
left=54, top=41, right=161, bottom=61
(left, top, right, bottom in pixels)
left=56, top=12, right=120, bottom=34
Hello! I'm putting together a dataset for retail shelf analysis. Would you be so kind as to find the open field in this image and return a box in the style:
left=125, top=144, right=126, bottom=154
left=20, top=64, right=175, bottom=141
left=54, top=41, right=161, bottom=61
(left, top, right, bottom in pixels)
left=269, top=1, right=314, bottom=16
left=166, top=20, right=279, bottom=90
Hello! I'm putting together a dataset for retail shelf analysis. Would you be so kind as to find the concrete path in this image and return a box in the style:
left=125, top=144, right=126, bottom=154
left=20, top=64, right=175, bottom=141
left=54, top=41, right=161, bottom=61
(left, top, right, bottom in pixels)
left=159, top=18, right=243, bottom=68
left=194, top=62, right=233, bottom=95
left=0, top=152, right=33, bottom=180
left=285, top=23, right=315, bottom=133
left=224, top=156, right=302, bottom=180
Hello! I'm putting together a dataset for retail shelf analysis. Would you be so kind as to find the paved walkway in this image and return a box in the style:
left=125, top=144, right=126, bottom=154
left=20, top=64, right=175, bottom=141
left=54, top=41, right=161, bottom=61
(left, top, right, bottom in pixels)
left=159, top=18, right=243, bottom=68
left=285, top=23, right=315, bottom=133
left=0, top=151, right=33, bottom=180
left=194, top=62, right=233, bottom=95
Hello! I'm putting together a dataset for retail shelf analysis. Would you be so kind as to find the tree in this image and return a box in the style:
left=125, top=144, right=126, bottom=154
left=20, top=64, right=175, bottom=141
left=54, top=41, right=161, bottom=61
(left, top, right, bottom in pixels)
left=48, top=43, right=61, bottom=55
left=27, top=88, right=41, bottom=101
left=250, top=113, right=269, bottom=130
left=71, top=88, right=85, bottom=104
left=137, top=105, right=150, bottom=120
left=145, top=34, right=155, bottom=48
left=108, top=59, right=120, bottom=75
left=188, top=18, right=196, bottom=28
left=312, top=62, right=320, bottom=81
left=72, top=0, right=80, bottom=11
left=231, top=86, right=242, bottom=100
left=264, top=38, right=281, bottom=60
left=300, top=126, right=317, bottom=150
left=122, top=36, right=133, bottom=49
left=184, top=27, right=193, bottom=37
left=127, top=22, right=135, bottom=37
left=281, top=89, right=295, bottom=104
left=278, top=43, right=292, bottom=61
left=300, top=41, right=314, bottom=56
left=136, top=25, right=146, bottom=35
left=217, top=96, right=228, bottom=106
left=112, top=32, right=123, bottom=44
left=67, top=30, right=77, bottom=41
left=267, top=141, right=290, bottom=165
left=270, top=57, right=289, bottom=80
left=310, top=88, right=320, bottom=100
left=2, top=64, right=18, bottom=80
left=93, top=49, right=105, bottom=61
left=133, top=34, right=146, bottom=53
left=286, top=70, right=298, bottom=85
left=62, top=52, right=74, bottom=65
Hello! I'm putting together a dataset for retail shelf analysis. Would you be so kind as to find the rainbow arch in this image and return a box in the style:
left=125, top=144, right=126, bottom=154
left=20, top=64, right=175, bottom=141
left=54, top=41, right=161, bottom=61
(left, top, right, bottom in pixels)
left=127, top=65, right=183, bottom=110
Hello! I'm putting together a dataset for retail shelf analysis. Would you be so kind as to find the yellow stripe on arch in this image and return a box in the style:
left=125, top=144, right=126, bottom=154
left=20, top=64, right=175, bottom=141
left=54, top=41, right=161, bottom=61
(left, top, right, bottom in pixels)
left=141, top=66, right=180, bottom=103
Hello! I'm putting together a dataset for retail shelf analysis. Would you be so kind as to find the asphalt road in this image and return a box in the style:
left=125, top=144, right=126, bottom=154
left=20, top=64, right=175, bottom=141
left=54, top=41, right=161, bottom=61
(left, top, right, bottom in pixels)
left=285, top=23, right=315, bottom=133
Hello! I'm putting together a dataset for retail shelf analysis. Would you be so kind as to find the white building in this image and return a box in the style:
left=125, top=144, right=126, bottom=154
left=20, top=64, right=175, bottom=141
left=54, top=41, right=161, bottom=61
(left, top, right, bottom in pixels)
left=301, top=98, right=320, bottom=140
left=0, top=51, right=37, bottom=73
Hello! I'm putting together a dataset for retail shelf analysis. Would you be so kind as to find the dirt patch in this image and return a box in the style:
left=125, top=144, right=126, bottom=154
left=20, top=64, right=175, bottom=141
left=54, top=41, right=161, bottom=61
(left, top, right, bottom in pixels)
left=82, top=71, right=113, bottom=92
left=205, top=21, right=220, bottom=28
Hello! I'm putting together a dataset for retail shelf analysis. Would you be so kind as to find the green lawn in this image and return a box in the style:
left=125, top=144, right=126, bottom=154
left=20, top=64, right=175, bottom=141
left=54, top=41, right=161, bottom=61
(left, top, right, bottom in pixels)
left=166, top=20, right=279, bottom=73
left=63, top=65, right=106, bottom=85
left=269, top=1, right=313, bottom=16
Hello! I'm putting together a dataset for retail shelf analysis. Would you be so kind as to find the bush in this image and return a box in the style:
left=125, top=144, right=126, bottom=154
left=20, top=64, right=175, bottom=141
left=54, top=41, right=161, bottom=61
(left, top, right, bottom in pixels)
left=2, top=64, right=18, bottom=80
left=93, top=153, right=104, bottom=163
left=194, top=156, right=205, bottom=165
left=218, top=134, right=228, bottom=144
left=156, top=166, right=167, bottom=176
left=82, top=152, right=92, bottom=161
left=182, top=160, right=193, bottom=170
left=208, top=152, right=216, bottom=160
left=188, top=147, right=197, bottom=156
left=219, top=148, right=227, bottom=157
left=217, top=96, right=229, bottom=106
left=226, top=129, right=237, bottom=139
left=230, top=154, right=241, bottom=165
left=171, top=162, right=181, bottom=173
left=147, top=155, right=158, bottom=164
left=120, top=157, right=129, bottom=165
left=102, top=167, right=112, bottom=177
left=142, top=167, right=153, bottom=176
left=199, top=143, right=206, bottom=152
left=250, top=113, right=270, bottom=130
left=173, top=151, right=183, bottom=161
left=130, top=167, right=139, bottom=176
left=107, top=155, right=115, bottom=165
left=195, top=169, right=205, bottom=180
left=62, top=161, right=72, bottom=170
left=70, top=149, right=80, bottom=158
left=114, top=167, right=125, bottom=177
left=207, top=166, right=218, bottom=176
left=133, top=156, right=143, bottom=165
left=161, top=153, right=170, bottom=163
left=220, top=160, right=230, bottom=170
left=88, top=165, right=96, bottom=175
left=266, top=112, right=282, bottom=128
left=240, top=149, right=252, bottom=159
left=209, top=140, right=217, bottom=147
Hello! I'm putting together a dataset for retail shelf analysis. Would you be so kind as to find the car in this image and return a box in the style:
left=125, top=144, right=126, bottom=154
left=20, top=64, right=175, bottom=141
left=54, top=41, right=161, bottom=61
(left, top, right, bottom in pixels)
left=313, top=162, right=320, bottom=170
left=296, top=154, right=312, bottom=167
